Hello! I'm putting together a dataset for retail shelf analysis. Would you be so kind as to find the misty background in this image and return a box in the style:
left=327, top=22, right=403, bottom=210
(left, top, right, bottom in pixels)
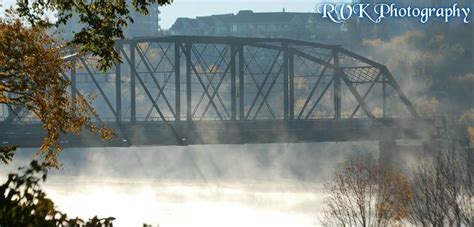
left=0, top=0, right=472, bottom=226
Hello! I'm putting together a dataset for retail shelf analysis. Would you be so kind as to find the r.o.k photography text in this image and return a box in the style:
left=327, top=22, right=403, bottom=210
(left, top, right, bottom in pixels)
left=318, top=2, right=471, bottom=24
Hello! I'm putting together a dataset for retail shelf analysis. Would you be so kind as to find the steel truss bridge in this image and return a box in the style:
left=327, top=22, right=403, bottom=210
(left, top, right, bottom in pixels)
left=0, top=36, right=445, bottom=147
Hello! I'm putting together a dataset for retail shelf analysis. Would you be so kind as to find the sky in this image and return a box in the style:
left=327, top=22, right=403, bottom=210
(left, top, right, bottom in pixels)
left=1, top=0, right=351, bottom=29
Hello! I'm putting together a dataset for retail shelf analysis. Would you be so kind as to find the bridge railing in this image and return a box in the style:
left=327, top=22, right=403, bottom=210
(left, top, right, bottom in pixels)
left=0, top=113, right=446, bottom=123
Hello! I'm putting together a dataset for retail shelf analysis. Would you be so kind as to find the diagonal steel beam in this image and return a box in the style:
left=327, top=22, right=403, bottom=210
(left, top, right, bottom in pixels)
left=79, top=57, right=118, bottom=118
left=340, top=71, right=376, bottom=119
left=60, top=72, right=103, bottom=123
left=135, top=46, right=177, bottom=118
left=297, top=53, right=334, bottom=119
left=185, top=45, right=224, bottom=120
left=336, top=47, right=384, bottom=68
left=245, top=50, right=282, bottom=120
left=191, top=45, right=230, bottom=118
left=136, top=43, right=168, bottom=77
left=199, top=62, right=232, bottom=120
left=292, top=49, right=335, bottom=70
left=144, top=71, right=173, bottom=120
left=245, top=46, right=273, bottom=75
left=252, top=63, right=285, bottom=120
left=121, top=48, right=171, bottom=121
left=122, top=48, right=184, bottom=144
left=190, top=44, right=228, bottom=113
left=135, top=42, right=152, bottom=69
left=191, top=44, right=231, bottom=117
left=304, top=77, right=334, bottom=120
left=241, top=49, right=276, bottom=119
left=382, top=67, right=419, bottom=118
left=350, top=71, right=382, bottom=118
left=154, top=42, right=176, bottom=72
left=4, top=104, right=24, bottom=123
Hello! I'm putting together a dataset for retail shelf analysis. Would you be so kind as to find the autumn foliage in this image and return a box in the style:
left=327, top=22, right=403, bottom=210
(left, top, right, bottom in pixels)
left=16, top=0, right=174, bottom=70
left=0, top=19, right=114, bottom=166
left=322, top=153, right=413, bottom=226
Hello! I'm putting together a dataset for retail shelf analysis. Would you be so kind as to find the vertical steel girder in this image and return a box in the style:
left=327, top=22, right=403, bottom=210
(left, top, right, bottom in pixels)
left=231, top=45, right=237, bottom=120
left=175, top=42, right=181, bottom=121
left=382, top=75, right=387, bottom=118
left=39, top=36, right=419, bottom=127
left=130, top=41, right=137, bottom=122
left=238, top=45, right=245, bottom=120
left=283, top=42, right=289, bottom=120
left=115, top=42, right=122, bottom=122
left=289, top=53, right=295, bottom=120
left=333, top=50, right=341, bottom=119
left=185, top=42, right=192, bottom=121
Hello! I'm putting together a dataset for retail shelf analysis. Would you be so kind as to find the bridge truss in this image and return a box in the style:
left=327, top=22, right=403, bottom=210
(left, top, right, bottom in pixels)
left=0, top=36, right=444, bottom=147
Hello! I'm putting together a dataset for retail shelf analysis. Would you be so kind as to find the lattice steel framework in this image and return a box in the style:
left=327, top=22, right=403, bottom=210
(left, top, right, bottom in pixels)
left=1, top=36, right=440, bottom=147
left=7, top=36, right=414, bottom=122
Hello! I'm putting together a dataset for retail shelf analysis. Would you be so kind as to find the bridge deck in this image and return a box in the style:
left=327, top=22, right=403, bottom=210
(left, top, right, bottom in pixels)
left=0, top=117, right=444, bottom=148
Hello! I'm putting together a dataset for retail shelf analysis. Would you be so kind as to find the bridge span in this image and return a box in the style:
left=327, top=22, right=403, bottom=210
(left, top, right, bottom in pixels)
left=0, top=36, right=445, bottom=147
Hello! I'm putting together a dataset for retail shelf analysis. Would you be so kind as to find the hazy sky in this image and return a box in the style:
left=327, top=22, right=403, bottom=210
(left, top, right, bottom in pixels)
left=1, top=0, right=350, bottom=29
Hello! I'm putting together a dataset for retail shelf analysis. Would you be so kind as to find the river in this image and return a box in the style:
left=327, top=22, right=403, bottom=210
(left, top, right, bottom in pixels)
left=1, top=142, right=378, bottom=227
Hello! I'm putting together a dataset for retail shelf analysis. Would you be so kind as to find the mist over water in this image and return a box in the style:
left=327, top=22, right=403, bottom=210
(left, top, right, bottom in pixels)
left=1, top=142, right=379, bottom=227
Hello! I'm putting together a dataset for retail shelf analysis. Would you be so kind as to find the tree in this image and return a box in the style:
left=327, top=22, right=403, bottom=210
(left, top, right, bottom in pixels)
left=16, top=0, right=173, bottom=70
left=0, top=18, right=114, bottom=166
left=2, top=0, right=176, bottom=166
left=0, top=160, right=115, bottom=226
left=0, top=146, right=16, bottom=165
left=459, top=108, right=474, bottom=149
left=322, top=152, right=413, bottom=227
left=408, top=146, right=473, bottom=226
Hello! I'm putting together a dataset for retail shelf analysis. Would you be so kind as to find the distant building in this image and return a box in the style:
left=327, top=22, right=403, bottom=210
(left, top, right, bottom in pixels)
left=170, top=10, right=353, bottom=45
left=59, top=1, right=161, bottom=40
left=125, top=4, right=161, bottom=37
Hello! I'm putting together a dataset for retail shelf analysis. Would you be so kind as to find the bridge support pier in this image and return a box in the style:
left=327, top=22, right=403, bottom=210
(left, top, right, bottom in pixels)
left=378, top=140, right=401, bottom=170
left=378, top=139, right=442, bottom=171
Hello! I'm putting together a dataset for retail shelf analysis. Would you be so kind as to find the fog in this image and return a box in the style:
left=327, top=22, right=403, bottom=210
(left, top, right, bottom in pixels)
left=1, top=142, right=379, bottom=227
left=1, top=1, right=471, bottom=226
